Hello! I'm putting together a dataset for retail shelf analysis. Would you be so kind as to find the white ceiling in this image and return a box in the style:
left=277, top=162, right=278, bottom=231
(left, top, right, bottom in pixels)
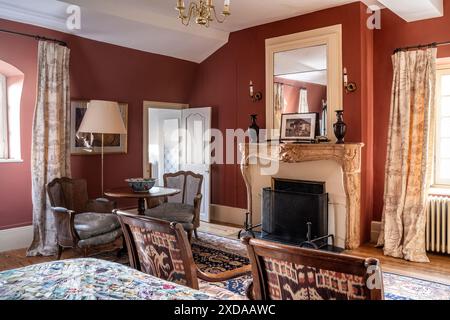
left=0, top=0, right=444, bottom=63
left=275, top=45, right=327, bottom=75
left=378, top=0, right=443, bottom=22
left=278, top=71, right=328, bottom=86
left=275, top=45, right=328, bottom=86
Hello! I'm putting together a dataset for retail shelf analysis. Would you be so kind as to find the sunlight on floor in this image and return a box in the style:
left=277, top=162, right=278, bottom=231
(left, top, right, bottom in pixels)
left=198, top=221, right=241, bottom=240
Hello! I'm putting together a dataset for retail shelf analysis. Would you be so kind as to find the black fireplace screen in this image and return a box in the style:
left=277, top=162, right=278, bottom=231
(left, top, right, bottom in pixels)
left=262, top=179, right=328, bottom=245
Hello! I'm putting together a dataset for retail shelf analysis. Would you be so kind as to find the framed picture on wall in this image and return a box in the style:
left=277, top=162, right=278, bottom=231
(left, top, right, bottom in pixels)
left=280, top=112, right=317, bottom=142
left=70, top=100, right=128, bottom=155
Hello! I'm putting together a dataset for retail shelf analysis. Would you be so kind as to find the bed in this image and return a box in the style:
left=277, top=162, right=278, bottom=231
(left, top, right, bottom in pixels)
left=0, top=258, right=219, bottom=300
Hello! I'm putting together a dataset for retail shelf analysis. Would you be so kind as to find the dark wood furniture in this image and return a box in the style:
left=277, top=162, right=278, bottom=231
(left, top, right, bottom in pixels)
left=47, top=177, right=122, bottom=259
left=116, top=210, right=251, bottom=291
left=243, top=237, right=384, bottom=300
left=145, top=171, right=203, bottom=242
left=104, top=186, right=180, bottom=216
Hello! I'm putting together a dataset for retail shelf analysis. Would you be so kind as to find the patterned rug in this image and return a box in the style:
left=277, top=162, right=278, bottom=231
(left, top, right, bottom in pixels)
left=383, top=273, right=450, bottom=300
left=92, top=231, right=450, bottom=300
left=191, top=233, right=252, bottom=296
left=92, top=232, right=252, bottom=296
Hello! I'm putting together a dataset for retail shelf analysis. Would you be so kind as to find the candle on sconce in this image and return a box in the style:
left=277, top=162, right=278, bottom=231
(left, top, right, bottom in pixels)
left=177, top=0, right=185, bottom=9
left=249, top=81, right=254, bottom=97
left=223, top=0, right=231, bottom=14
left=343, top=67, right=348, bottom=84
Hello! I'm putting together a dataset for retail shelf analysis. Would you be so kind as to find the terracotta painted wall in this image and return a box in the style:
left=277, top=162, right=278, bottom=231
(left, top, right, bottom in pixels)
left=273, top=77, right=327, bottom=116
left=372, top=3, right=450, bottom=221
left=4, top=1, right=446, bottom=241
left=0, top=18, right=197, bottom=230
left=189, top=2, right=374, bottom=243
left=0, top=3, right=378, bottom=244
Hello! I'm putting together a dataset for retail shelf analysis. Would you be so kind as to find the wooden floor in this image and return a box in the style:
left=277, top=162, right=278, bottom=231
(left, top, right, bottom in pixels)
left=1, top=221, right=450, bottom=286
left=347, top=244, right=450, bottom=285
left=198, top=220, right=241, bottom=239
left=0, top=240, right=122, bottom=272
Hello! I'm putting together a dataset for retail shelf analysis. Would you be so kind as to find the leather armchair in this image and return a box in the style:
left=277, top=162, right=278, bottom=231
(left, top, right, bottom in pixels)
left=47, top=177, right=123, bottom=259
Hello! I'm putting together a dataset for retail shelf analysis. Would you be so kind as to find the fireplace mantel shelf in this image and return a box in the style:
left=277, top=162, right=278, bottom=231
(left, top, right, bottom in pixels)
left=239, top=142, right=364, bottom=250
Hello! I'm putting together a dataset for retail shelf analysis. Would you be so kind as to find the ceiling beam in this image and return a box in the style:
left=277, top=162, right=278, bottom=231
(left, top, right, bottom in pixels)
left=378, top=0, right=443, bottom=22
left=0, top=0, right=69, bottom=33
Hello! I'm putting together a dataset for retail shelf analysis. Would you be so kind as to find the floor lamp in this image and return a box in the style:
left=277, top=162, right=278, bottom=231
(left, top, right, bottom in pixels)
left=78, top=100, right=127, bottom=195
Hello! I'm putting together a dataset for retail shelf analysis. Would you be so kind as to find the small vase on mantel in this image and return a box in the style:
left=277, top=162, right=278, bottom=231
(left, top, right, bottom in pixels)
left=248, top=114, right=260, bottom=143
left=333, top=110, right=347, bottom=144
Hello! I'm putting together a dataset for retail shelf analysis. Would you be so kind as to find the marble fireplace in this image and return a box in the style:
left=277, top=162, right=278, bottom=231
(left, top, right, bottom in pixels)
left=240, top=143, right=364, bottom=250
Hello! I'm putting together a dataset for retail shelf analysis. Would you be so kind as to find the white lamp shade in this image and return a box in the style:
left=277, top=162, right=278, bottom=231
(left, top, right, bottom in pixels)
left=78, top=100, right=127, bottom=134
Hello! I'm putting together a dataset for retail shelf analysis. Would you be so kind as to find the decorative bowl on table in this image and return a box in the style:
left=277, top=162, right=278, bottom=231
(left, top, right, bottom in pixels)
left=125, top=178, right=157, bottom=193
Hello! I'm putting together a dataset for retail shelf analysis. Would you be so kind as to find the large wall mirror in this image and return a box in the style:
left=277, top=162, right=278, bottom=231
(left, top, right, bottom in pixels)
left=266, top=25, right=343, bottom=139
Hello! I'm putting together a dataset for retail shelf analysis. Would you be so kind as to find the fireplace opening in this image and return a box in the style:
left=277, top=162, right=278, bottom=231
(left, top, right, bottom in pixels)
left=259, top=178, right=343, bottom=252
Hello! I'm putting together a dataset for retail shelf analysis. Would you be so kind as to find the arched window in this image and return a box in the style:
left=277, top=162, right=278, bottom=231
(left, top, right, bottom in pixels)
left=0, top=60, right=24, bottom=162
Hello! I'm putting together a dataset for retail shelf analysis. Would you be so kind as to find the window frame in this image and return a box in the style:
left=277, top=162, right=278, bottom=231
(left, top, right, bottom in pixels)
left=0, top=73, right=9, bottom=160
left=434, top=59, right=450, bottom=188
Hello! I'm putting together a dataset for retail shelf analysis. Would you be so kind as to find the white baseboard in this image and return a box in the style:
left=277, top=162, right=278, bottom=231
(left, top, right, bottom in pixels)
left=210, top=204, right=246, bottom=226
left=0, top=225, right=33, bottom=253
left=371, top=221, right=381, bottom=244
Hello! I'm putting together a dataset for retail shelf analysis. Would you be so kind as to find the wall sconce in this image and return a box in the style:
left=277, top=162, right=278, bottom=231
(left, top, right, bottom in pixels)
left=249, top=81, right=263, bottom=102
left=343, top=68, right=357, bottom=93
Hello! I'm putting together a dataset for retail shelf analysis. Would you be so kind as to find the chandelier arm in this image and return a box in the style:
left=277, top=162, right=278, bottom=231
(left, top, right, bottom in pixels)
left=180, top=16, right=190, bottom=26
left=181, top=2, right=198, bottom=26
left=211, top=6, right=226, bottom=24
left=177, top=1, right=229, bottom=26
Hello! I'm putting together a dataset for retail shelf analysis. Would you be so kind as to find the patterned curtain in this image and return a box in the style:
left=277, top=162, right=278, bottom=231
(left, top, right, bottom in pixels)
left=298, top=88, right=309, bottom=113
left=28, top=41, right=71, bottom=256
left=274, top=82, right=284, bottom=129
left=377, top=48, right=436, bottom=263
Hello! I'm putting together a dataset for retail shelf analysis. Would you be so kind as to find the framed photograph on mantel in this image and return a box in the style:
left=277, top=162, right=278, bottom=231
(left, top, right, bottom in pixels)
left=280, top=112, right=317, bottom=142
left=70, top=100, right=128, bottom=155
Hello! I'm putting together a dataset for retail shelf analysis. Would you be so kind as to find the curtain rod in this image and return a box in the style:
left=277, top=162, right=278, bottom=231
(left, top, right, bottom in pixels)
left=394, top=40, right=450, bottom=54
left=0, top=28, right=68, bottom=47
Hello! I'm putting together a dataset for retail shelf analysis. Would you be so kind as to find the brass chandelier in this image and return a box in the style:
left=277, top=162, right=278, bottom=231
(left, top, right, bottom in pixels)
left=176, top=0, right=231, bottom=27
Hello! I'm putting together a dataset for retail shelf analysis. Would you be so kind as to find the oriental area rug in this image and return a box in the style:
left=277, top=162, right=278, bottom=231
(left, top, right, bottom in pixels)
left=93, top=232, right=450, bottom=300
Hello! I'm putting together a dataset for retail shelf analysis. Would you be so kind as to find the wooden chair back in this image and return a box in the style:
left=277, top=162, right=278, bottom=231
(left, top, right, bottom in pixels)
left=163, top=171, right=203, bottom=206
left=243, top=237, right=384, bottom=300
left=47, top=177, right=89, bottom=213
left=115, top=210, right=200, bottom=289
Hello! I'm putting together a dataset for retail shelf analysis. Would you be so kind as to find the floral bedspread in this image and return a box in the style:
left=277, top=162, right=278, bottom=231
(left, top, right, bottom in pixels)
left=0, top=258, right=215, bottom=300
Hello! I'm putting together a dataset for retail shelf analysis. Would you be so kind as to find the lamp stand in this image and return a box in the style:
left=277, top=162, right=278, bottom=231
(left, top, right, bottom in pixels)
left=101, top=133, right=104, bottom=196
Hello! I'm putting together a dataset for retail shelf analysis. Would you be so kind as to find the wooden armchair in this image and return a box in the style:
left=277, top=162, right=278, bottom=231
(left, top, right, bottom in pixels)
left=116, top=211, right=250, bottom=299
left=242, top=237, right=384, bottom=300
left=47, top=177, right=123, bottom=259
left=145, top=171, right=203, bottom=242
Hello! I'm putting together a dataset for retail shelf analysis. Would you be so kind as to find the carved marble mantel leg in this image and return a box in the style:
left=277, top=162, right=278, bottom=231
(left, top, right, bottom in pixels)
left=343, top=171, right=361, bottom=249
left=241, top=155, right=252, bottom=215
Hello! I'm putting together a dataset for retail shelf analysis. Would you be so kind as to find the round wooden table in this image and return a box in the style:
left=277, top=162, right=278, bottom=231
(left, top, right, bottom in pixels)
left=105, top=187, right=181, bottom=215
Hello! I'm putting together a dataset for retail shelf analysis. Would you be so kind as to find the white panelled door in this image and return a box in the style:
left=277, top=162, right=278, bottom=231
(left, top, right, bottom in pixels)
left=181, top=107, right=211, bottom=222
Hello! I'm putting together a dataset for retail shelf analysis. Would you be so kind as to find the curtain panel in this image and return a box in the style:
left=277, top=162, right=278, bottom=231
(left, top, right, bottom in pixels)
left=298, top=88, right=309, bottom=113
left=28, top=41, right=71, bottom=256
left=377, top=48, right=437, bottom=263
left=274, top=83, right=284, bottom=130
